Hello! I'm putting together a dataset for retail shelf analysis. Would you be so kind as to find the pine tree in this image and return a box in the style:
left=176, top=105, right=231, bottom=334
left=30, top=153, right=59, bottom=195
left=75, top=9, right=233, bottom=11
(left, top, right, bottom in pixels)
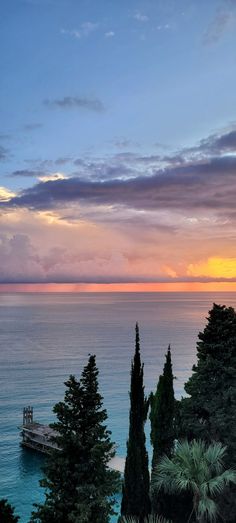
left=149, top=346, right=175, bottom=518
left=121, top=323, right=150, bottom=522
left=150, top=346, right=175, bottom=470
left=31, top=355, right=120, bottom=523
left=0, top=499, right=19, bottom=523
left=179, top=303, right=236, bottom=522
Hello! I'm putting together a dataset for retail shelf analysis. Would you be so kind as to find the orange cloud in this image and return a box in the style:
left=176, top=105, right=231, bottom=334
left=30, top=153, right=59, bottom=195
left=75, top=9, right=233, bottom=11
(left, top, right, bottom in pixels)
left=187, top=257, right=236, bottom=279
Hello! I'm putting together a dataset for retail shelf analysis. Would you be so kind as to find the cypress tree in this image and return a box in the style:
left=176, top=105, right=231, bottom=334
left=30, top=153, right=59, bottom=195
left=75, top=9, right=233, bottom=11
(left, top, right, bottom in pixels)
left=150, top=345, right=175, bottom=470
left=121, top=323, right=150, bottom=522
left=0, top=499, right=19, bottom=523
left=149, top=346, right=175, bottom=517
left=179, top=303, right=236, bottom=521
left=31, top=355, right=120, bottom=523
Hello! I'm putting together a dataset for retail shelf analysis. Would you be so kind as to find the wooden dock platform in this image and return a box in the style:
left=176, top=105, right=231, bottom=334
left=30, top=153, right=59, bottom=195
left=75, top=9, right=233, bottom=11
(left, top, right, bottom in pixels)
left=20, top=406, right=125, bottom=473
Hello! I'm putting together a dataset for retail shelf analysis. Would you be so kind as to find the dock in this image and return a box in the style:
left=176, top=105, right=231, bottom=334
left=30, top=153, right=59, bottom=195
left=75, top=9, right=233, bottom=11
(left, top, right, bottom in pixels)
left=20, top=407, right=59, bottom=454
left=20, top=406, right=125, bottom=473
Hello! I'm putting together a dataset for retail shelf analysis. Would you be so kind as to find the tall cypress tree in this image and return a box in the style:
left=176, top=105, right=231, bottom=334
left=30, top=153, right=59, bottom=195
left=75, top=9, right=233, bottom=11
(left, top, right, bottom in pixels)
left=150, top=345, right=175, bottom=470
left=31, top=355, right=120, bottom=523
left=0, top=499, right=19, bottom=523
left=179, top=303, right=236, bottom=522
left=149, top=346, right=175, bottom=517
left=121, top=323, right=150, bottom=522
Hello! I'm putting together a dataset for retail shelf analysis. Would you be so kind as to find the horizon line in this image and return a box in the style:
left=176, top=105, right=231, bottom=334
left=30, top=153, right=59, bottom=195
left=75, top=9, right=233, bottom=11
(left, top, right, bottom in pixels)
left=1, top=282, right=236, bottom=293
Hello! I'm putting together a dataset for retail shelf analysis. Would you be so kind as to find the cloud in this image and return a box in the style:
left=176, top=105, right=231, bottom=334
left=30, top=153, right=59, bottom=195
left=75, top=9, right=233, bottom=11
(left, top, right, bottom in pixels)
left=198, top=128, right=236, bottom=154
left=182, top=127, right=236, bottom=157
left=3, top=154, right=236, bottom=215
left=0, top=234, right=43, bottom=282
left=112, top=138, right=140, bottom=149
left=0, top=187, right=16, bottom=202
left=157, top=24, right=170, bottom=30
left=2, top=127, right=236, bottom=284
left=134, top=12, right=149, bottom=22
left=9, top=169, right=46, bottom=178
left=80, top=22, right=98, bottom=36
left=61, top=22, right=98, bottom=40
left=105, top=31, right=115, bottom=38
left=54, top=157, right=72, bottom=165
left=44, top=96, right=105, bottom=112
left=23, top=123, right=42, bottom=131
left=187, top=257, right=236, bottom=279
left=203, top=9, right=235, bottom=45
left=5, top=127, right=236, bottom=207
left=38, top=172, right=67, bottom=182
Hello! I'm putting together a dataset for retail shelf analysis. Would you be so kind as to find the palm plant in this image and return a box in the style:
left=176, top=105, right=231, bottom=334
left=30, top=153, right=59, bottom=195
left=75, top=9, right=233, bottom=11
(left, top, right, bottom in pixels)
left=152, top=440, right=236, bottom=522
left=120, top=516, right=171, bottom=523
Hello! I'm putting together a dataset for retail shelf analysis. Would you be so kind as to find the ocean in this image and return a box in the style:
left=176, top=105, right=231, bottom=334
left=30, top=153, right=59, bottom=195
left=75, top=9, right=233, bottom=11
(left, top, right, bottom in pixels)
left=0, top=291, right=236, bottom=522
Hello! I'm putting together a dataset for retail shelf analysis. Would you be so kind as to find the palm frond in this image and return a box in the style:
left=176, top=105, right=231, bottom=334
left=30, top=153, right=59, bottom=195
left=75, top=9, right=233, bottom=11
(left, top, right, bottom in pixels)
left=120, top=516, right=172, bottom=523
left=145, top=515, right=172, bottom=523
left=204, top=442, right=226, bottom=474
left=197, top=496, right=218, bottom=522
left=202, top=469, right=236, bottom=497
left=119, top=517, right=138, bottom=523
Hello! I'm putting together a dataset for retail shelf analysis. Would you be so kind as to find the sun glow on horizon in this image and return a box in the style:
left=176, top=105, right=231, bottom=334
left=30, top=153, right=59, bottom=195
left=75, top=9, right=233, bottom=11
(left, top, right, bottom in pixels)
left=188, top=257, right=236, bottom=279
left=1, top=282, right=236, bottom=293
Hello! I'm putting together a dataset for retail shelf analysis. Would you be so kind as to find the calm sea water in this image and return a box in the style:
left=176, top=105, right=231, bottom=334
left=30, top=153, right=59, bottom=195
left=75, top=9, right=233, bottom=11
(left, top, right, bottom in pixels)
left=1, top=291, right=236, bottom=522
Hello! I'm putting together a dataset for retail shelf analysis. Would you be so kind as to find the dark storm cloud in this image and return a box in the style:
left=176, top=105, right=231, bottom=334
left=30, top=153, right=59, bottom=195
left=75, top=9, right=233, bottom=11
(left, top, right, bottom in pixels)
left=2, top=155, right=236, bottom=213
left=44, top=96, right=105, bottom=112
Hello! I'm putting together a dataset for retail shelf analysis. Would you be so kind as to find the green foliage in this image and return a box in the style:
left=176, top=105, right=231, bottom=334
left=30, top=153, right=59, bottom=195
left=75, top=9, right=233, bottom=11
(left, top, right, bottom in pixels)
left=153, top=439, right=236, bottom=523
left=120, top=515, right=172, bottom=523
left=30, top=355, right=120, bottom=523
left=149, top=346, right=175, bottom=517
left=180, top=304, right=236, bottom=455
left=150, top=345, right=175, bottom=467
left=121, top=323, right=151, bottom=522
left=0, top=499, right=19, bottom=523
left=179, top=303, right=236, bottom=520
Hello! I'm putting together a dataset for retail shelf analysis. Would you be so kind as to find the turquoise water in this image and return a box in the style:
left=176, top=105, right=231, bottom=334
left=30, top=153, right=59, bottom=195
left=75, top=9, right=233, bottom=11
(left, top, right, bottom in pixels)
left=1, top=291, right=236, bottom=522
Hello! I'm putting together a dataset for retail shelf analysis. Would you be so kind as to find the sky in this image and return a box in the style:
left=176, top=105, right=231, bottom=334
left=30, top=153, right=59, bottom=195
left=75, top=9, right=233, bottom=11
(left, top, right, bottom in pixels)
left=1, top=0, right=236, bottom=291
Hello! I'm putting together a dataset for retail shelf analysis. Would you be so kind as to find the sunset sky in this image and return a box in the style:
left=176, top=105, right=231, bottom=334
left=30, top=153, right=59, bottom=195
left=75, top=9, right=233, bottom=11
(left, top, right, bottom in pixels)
left=1, top=0, right=236, bottom=291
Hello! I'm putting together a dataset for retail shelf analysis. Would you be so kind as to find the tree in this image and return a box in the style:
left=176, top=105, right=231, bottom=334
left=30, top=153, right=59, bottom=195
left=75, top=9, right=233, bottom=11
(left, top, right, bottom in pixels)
left=150, top=345, right=175, bottom=469
left=179, top=303, right=236, bottom=520
left=152, top=440, right=236, bottom=523
left=30, top=355, right=120, bottom=523
left=149, top=346, right=175, bottom=517
left=121, top=323, right=151, bottom=522
left=120, top=515, right=172, bottom=523
left=0, top=499, right=19, bottom=523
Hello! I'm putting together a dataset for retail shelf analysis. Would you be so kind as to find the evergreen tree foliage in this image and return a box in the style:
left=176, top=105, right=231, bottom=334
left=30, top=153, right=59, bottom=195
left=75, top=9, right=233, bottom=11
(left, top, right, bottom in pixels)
left=150, top=346, right=175, bottom=470
left=180, top=304, right=236, bottom=461
left=121, top=323, right=150, bottom=522
left=30, top=355, right=120, bottom=523
left=149, top=346, right=175, bottom=518
left=0, top=499, right=19, bottom=523
left=179, top=303, right=236, bottom=521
